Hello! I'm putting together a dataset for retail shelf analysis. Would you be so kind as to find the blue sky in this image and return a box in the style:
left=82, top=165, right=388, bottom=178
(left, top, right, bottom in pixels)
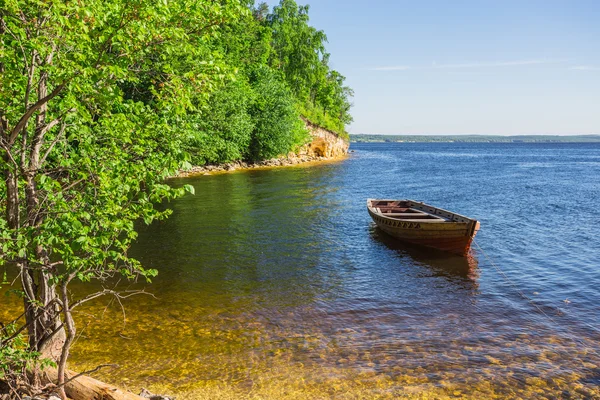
left=262, top=0, right=600, bottom=135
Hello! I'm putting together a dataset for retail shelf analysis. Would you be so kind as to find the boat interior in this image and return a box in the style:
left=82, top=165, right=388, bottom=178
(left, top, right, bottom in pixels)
left=369, top=200, right=450, bottom=221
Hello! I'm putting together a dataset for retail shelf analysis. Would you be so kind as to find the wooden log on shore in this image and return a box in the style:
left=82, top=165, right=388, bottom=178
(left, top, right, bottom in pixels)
left=42, top=368, right=145, bottom=400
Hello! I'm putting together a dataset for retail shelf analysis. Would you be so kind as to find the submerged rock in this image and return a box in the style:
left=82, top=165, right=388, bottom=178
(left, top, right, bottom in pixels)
left=139, top=388, right=175, bottom=400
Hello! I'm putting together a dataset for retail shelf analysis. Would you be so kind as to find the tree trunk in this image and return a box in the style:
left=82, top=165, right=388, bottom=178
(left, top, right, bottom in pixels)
left=3, top=162, right=19, bottom=231
left=22, top=65, right=66, bottom=361
left=20, top=266, right=65, bottom=361
left=57, top=283, right=75, bottom=400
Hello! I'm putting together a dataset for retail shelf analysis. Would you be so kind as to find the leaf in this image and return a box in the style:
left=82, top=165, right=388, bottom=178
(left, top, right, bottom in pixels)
left=183, top=184, right=195, bottom=195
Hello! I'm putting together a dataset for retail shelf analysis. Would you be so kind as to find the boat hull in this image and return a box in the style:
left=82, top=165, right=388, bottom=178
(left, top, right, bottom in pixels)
left=367, top=200, right=480, bottom=256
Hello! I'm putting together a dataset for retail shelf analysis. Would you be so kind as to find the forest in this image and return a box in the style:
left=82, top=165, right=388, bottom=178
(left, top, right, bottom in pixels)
left=0, top=0, right=351, bottom=398
left=182, top=0, right=353, bottom=165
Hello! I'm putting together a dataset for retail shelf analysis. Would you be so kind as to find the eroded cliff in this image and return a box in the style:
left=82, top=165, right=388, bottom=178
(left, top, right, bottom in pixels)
left=298, top=119, right=349, bottom=159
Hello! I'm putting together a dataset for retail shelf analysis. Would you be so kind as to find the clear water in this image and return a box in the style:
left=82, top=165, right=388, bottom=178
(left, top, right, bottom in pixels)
left=4, top=142, right=600, bottom=398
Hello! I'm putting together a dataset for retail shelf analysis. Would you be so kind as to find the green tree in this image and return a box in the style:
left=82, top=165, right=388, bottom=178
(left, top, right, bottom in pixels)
left=0, top=0, right=245, bottom=395
left=267, top=0, right=327, bottom=101
left=186, top=79, right=255, bottom=165
left=213, top=1, right=273, bottom=69
left=246, top=65, right=308, bottom=162
left=266, top=0, right=352, bottom=136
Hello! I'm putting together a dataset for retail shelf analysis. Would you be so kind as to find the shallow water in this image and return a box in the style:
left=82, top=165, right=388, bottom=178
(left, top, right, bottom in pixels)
left=3, top=142, right=600, bottom=398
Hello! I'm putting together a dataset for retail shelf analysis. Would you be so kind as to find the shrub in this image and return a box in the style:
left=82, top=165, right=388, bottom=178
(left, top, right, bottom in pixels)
left=246, top=66, right=309, bottom=162
left=186, top=79, right=255, bottom=165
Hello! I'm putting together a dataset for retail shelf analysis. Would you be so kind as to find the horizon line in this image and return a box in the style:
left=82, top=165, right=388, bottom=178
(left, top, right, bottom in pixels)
left=350, top=133, right=600, bottom=137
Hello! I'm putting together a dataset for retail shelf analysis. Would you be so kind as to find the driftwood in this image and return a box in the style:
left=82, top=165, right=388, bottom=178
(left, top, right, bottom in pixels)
left=42, top=368, right=145, bottom=400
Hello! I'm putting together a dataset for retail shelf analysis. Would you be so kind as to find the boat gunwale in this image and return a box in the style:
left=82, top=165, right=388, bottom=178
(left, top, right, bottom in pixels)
left=367, top=198, right=478, bottom=225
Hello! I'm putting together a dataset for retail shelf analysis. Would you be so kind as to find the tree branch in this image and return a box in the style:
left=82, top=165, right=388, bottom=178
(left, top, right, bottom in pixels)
left=70, top=288, right=154, bottom=310
left=0, top=298, right=62, bottom=347
left=8, top=81, right=68, bottom=146
left=39, top=121, right=67, bottom=166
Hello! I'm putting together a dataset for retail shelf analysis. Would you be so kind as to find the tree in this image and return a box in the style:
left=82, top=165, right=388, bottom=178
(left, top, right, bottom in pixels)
left=267, top=0, right=327, bottom=101
left=253, top=2, right=270, bottom=22
left=185, top=79, right=255, bottom=165
left=1, top=1, right=352, bottom=395
left=246, top=65, right=308, bottom=162
left=0, top=0, right=245, bottom=397
left=265, top=0, right=352, bottom=136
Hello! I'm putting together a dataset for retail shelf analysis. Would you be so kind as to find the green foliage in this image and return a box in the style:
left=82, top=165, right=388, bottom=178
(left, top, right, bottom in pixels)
left=0, top=0, right=248, bottom=376
left=247, top=65, right=309, bottom=162
left=213, top=3, right=273, bottom=69
left=183, top=0, right=353, bottom=165
left=266, top=0, right=353, bottom=136
left=0, top=0, right=247, bottom=279
left=185, top=65, right=311, bottom=165
left=299, top=101, right=350, bottom=140
left=267, top=0, right=327, bottom=99
left=0, top=323, right=54, bottom=381
left=185, top=79, right=255, bottom=165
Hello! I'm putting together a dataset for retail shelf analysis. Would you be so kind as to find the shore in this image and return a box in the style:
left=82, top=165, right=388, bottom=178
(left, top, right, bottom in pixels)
left=176, top=153, right=349, bottom=177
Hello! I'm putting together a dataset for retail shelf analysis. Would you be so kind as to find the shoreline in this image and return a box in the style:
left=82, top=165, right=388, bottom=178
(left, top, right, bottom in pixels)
left=175, top=153, right=349, bottom=178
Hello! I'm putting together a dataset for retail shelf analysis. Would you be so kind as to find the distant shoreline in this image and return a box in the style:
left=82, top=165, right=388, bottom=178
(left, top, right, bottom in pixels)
left=350, top=134, right=600, bottom=143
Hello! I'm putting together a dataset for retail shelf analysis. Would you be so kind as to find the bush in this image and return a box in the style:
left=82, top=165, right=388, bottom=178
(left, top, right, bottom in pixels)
left=0, top=322, right=54, bottom=394
left=186, top=79, right=255, bottom=165
left=246, top=66, right=309, bottom=162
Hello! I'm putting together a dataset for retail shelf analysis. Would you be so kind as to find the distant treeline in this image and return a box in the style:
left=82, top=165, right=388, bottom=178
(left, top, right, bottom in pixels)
left=351, top=134, right=600, bottom=143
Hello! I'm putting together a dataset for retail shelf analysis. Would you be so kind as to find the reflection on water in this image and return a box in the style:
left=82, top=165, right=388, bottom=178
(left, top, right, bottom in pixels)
left=369, top=225, right=480, bottom=282
left=2, top=143, right=600, bottom=399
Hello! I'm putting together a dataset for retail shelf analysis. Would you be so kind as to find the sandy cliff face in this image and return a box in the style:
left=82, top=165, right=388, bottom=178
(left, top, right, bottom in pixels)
left=298, top=120, right=349, bottom=159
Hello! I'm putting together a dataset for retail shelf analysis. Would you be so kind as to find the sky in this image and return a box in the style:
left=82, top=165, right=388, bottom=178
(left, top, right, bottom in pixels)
left=262, top=0, right=600, bottom=135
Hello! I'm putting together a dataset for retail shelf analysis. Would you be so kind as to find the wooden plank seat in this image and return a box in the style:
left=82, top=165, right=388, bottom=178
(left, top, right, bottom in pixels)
left=388, top=215, right=447, bottom=220
left=392, top=218, right=451, bottom=223
left=382, top=212, right=429, bottom=217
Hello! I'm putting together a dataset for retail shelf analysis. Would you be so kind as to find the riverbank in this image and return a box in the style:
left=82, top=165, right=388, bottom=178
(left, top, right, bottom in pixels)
left=177, top=119, right=350, bottom=177
left=176, top=153, right=349, bottom=177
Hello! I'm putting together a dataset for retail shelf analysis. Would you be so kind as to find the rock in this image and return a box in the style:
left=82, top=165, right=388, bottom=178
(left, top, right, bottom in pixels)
left=139, top=388, right=175, bottom=400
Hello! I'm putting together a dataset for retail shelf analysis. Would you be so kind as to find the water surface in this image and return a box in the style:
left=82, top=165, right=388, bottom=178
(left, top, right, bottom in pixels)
left=5, top=143, right=600, bottom=398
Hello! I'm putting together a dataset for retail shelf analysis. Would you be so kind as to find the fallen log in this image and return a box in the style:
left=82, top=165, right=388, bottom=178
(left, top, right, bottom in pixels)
left=42, top=368, right=145, bottom=400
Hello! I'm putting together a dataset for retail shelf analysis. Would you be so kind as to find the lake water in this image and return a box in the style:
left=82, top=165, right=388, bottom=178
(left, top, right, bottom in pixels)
left=5, top=142, right=600, bottom=398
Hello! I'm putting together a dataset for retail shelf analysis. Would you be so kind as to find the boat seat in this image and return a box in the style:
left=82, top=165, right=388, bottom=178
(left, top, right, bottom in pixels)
left=382, top=212, right=430, bottom=217
left=387, top=214, right=448, bottom=220
left=394, top=218, right=450, bottom=223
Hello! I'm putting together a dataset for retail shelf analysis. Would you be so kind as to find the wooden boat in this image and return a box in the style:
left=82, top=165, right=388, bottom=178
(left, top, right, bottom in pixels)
left=367, top=199, right=480, bottom=256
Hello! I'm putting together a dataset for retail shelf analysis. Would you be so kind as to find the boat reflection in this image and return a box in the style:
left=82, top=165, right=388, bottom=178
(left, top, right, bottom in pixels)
left=369, top=225, right=480, bottom=281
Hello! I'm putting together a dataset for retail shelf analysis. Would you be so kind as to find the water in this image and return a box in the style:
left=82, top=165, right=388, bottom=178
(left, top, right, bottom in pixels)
left=4, top=143, right=600, bottom=398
